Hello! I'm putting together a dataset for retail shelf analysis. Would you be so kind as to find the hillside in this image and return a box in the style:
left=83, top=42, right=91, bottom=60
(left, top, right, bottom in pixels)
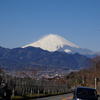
left=64, top=56, right=100, bottom=91
left=0, top=46, right=90, bottom=71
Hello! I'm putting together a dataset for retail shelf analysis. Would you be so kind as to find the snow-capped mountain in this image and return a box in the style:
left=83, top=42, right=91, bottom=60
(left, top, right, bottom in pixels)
left=22, top=34, right=79, bottom=51
left=22, top=34, right=93, bottom=55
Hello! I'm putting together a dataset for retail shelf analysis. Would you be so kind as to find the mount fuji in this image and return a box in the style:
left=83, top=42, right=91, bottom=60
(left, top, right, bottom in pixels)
left=22, top=34, right=94, bottom=55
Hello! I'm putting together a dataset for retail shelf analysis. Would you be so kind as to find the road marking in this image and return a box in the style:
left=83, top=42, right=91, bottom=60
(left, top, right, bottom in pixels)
left=62, top=96, right=73, bottom=100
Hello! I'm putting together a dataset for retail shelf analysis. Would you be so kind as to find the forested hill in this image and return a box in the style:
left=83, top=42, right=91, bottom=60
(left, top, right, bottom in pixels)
left=0, top=46, right=90, bottom=70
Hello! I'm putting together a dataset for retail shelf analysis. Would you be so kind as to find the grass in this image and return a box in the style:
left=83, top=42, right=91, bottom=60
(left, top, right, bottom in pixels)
left=11, top=91, right=72, bottom=100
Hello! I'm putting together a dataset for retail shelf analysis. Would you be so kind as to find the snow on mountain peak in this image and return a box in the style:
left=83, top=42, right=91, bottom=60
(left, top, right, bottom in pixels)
left=22, top=34, right=80, bottom=52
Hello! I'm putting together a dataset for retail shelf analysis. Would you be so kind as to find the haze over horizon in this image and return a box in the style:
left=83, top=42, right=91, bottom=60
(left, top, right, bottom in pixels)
left=0, top=0, right=100, bottom=52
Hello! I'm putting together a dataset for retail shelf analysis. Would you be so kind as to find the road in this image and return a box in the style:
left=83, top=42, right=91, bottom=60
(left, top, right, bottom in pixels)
left=29, top=93, right=100, bottom=100
left=29, top=93, right=73, bottom=100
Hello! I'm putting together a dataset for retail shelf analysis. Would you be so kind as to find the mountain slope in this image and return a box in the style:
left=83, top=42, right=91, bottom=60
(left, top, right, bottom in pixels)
left=0, top=46, right=90, bottom=70
left=22, top=34, right=93, bottom=55
left=0, top=46, right=10, bottom=57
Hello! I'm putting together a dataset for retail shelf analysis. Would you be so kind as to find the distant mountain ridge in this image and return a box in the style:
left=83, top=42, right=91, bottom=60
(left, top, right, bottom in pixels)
left=0, top=34, right=99, bottom=71
left=0, top=46, right=90, bottom=70
left=22, top=34, right=95, bottom=56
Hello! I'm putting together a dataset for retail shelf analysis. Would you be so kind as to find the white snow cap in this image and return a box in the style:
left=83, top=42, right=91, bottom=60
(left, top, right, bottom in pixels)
left=22, top=34, right=79, bottom=52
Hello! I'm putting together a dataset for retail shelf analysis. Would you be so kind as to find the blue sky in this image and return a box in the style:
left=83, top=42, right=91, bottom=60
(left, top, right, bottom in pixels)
left=0, top=0, right=100, bottom=52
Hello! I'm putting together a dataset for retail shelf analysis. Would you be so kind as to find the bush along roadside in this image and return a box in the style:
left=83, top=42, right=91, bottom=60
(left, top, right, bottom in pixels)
left=11, top=90, right=73, bottom=100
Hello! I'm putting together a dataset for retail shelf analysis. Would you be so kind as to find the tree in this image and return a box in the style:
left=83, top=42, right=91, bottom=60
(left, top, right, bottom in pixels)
left=90, top=56, right=100, bottom=77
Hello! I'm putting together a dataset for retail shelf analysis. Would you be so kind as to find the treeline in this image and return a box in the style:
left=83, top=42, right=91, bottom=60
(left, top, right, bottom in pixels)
left=0, top=69, right=72, bottom=99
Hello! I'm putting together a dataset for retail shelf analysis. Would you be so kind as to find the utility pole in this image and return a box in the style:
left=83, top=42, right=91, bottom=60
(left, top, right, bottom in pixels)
left=95, top=77, right=97, bottom=89
left=95, top=77, right=98, bottom=89
left=82, top=76, right=84, bottom=85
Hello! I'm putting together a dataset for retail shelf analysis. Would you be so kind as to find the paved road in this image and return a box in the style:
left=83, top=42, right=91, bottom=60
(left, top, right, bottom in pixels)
left=29, top=93, right=100, bottom=100
left=29, top=93, right=73, bottom=100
